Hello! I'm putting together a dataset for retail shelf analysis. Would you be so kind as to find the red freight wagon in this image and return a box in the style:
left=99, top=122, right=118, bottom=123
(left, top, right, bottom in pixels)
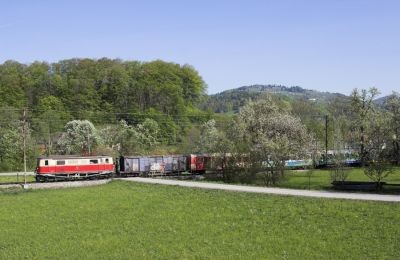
left=187, top=154, right=209, bottom=173
left=35, top=156, right=114, bottom=181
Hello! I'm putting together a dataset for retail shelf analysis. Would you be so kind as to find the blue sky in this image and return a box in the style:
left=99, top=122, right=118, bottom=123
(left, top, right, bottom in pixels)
left=1, top=0, right=399, bottom=96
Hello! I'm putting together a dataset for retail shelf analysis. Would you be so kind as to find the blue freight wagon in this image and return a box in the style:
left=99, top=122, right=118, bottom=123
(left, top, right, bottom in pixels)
left=118, top=155, right=187, bottom=176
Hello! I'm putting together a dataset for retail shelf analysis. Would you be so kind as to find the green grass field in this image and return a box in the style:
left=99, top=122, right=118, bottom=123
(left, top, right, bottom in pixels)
left=200, top=167, right=400, bottom=193
left=277, top=167, right=400, bottom=190
left=1, top=181, right=399, bottom=259
left=0, top=175, right=35, bottom=184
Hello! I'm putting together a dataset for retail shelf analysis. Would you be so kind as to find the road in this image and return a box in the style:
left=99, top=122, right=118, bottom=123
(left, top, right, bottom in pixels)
left=123, top=177, right=400, bottom=202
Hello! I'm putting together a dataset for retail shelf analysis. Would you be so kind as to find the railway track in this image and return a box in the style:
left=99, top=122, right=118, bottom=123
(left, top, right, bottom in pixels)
left=0, top=178, right=112, bottom=190
left=0, top=181, right=36, bottom=185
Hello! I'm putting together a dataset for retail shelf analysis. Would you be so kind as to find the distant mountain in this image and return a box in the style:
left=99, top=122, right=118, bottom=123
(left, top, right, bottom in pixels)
left=202, top=84, right=347, bottom=113
left=374, top=95, right=391, bottom=106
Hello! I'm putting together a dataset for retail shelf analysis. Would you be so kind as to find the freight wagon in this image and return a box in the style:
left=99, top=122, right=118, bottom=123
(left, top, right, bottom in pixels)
left=118, top=155, right=187, bottom=176
left=187, top=154, right=208, bottom=173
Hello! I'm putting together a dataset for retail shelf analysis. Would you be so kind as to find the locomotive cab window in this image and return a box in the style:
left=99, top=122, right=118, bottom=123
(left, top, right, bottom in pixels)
left=56, top=160, right=65, bottom=165
left=105, top=158, right=109, bottom=163
left=90, top=159, right=98, bottom=164
left=45, top=160, right=48, bottom=166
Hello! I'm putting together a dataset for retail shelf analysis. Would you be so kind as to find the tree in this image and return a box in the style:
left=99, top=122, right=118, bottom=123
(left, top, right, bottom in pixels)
left=385, top=92, right=400, bottom=165
left=363, top=111, right=393, bottom=189
left=330, top=124, right=351, bottom=183
left=99, top=119, right=161, bottom=155
left=350, top=87, right=380, bottom=165
left=235, top=96, right=312, bottom=185
left=0, top=61, right=27, bottom=108
left=135, top=118, right=161, bottom=149
left=180, top=64, right=207, bottom=104
left=195, top=119, right=235, bottom=181
left=196, top=119, right=222, bottom=153
left=31, top=96, right=71, bottom=155
left=0, top=108, right=36, bottom=171
left=57, top=120, right=101, bottom=155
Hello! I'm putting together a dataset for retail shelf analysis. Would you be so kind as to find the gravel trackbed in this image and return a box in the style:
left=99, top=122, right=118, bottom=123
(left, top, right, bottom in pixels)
left=0, top=179, right=111, bottom=190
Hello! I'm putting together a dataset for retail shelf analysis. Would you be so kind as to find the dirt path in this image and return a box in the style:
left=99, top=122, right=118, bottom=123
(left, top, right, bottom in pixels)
left=123, top=177, right=400, bottom=202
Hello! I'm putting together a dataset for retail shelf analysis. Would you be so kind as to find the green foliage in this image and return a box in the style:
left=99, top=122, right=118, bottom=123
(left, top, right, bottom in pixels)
left=57, top=120, right=101, bottom=155
left=385, top=92, right=400, bottom=164
left=0, top=58, right=206, bottom=124
left=0, top=109, right=37, bottom=171
left=350, top=87, right=380, bottom=163
left=0, top=61, right=27, bottom=108
left=330, top=156, right=350, bottom=183
left=364, top=161, right=392, bottom=187
left=99, top=119, right=161, bottom=155
left=196, top=119, right=228, bottom=153
left=201, top=84, right=345, bottom=114
left=235, top=96, right=313, bottom=185
left=31, top=96, right=72, bottom=155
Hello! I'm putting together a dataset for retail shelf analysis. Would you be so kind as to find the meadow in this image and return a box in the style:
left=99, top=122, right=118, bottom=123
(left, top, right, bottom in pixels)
left=0, top=181, right=399, bottom=259
left=0, top=175, right=35, bottom=184
left=277, top=167, right=400, bottom=190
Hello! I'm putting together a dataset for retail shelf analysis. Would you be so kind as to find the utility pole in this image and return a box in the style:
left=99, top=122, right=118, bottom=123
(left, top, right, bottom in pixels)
left=88, top=133, right=91, bottom=156
left=325, top=115, right=328, bottom=164
left=22, top=108, right=27, bottom=185
left=47, top=121, right=51, bottom=156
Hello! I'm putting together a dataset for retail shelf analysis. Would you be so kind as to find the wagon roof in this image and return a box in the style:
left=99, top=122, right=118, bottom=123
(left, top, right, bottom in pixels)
left=38, top=155, right=113, bottom=160
left=122, top=154, right=185, bottom=158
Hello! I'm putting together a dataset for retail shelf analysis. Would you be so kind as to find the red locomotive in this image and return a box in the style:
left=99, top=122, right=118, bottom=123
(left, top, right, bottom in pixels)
left=35, top=155, right=114, bottom=182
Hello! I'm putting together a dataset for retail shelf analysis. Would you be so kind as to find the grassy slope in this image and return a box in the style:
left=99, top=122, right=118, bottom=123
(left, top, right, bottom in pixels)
left=0, top=175, right=35, bottom=183
left=1, top=181, right=399, bottom=259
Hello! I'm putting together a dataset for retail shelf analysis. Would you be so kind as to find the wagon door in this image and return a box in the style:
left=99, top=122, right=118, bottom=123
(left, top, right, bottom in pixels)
left=163, top=156, right=173, bottom=173
left=123, top=157, right=139, bottom=173
left=172, top=156, right=178, bottom=172
left=140, top=157, right=149, bottom=173
left=196, top=156, right=203, bottom=172
left=179, top=156, right=187, bottom=172
left=129, top=158, right=140, bottom=173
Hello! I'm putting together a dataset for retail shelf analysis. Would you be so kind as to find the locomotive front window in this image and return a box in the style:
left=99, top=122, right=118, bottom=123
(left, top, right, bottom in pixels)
left=57, top=160, right=65, bottom=165
left=105, top=158, right=109, bottom=163
left=90, top=159, right=98, bottom=164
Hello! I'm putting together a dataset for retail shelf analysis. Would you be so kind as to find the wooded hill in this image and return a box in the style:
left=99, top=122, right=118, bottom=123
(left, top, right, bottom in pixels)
left=201, top=84, right=347, bottom=113
left=0, top=58, right=207, bottom=119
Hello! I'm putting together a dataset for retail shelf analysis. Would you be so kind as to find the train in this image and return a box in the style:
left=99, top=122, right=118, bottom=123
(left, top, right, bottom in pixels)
left=35, top=154, right=209, bottom=181
left=35, top=150, right=361, bottom=182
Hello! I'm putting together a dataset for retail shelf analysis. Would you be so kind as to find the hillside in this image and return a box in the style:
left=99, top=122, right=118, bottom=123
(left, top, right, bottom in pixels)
left=374, top=95, right=391, bottom=106
left=201, top=84, right=347, bottom=113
